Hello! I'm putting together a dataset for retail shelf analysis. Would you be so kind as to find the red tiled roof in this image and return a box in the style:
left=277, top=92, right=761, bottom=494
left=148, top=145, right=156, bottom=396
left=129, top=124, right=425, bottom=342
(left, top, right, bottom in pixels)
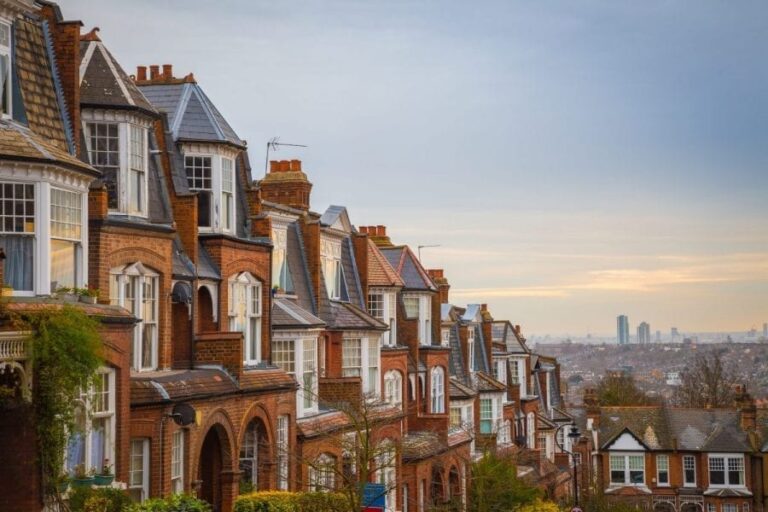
left=297, top=410, right=350, bottom=438
left=240, top=368, right=298, bottom=391
left=368, top=239, right=404, bottom=287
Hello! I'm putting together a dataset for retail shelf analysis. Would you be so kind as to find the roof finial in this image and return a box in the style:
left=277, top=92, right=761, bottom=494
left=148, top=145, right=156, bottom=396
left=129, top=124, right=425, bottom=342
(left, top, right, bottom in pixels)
left=81, top=27, right=101, bottom=42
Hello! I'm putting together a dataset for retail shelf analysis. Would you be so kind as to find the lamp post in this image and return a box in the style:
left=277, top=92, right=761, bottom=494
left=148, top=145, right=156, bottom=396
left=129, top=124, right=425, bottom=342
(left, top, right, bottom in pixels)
left=555, top=423, right=582, bottom=509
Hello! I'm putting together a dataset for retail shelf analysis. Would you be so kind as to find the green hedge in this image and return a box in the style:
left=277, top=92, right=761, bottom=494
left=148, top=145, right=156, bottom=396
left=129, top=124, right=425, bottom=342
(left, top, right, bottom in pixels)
left=67, top=486, right=132, bottom=512
left=125, top=493, right=211, bottom=512
left=234, top=491, right=347, bottom=512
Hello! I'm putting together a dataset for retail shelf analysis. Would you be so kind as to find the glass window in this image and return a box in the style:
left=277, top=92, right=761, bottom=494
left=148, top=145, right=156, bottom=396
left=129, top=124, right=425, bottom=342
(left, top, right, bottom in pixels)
left=320, top=238, right=343, bottom=299
left=271, top=226, right=293, bottom=291
left=310, top=454, right=336, bottom=492
left=0, top=21, right=11, bottom=116
left=66, top=369, right=115, bottom=476
left=384, top=370, right=403, bottom=408
left=342, top=338, right=362, bottom=377
left=610, top=455, right=626, bottom=484
left=403, top=296, right=419, bottom=318
left=441, top=328, right=450, bottom=346
left=479, top=399, right=493, bottom=434
left=110, top=264, right=158, bottom=370
left=229, top=273, right=262, bottom=364
left=430, top=367, right=444, bottom=414
left=723, top=506, right=737, bottom=512
left=129, top=438, right=149, bottom=502
left=510, top=360, right=519, bottom=384
left=221, top=158, right=234, bottom=232
left=303, top=339, right=316, bottom=410
left=0, top=182, right=35, bottom=291
left=129, top=125, right=146, bottom=214
left=272, top=339, right=295, bottom=374
left=709, top=455, right=744, bottom=487
left=683, top=455, right=696, bottom=486
left=367, top=338, right=379, bottom=395
left=277, top=415, right=289, bottom=490
left=171, top=431, right=184, bottom=494
left=185, top=156, right=212, bottom=227
left=628, top=455, right=644, bottom=484
left=609, top=454, right=644, bottom=485
left=86, top=123, right=120, bottom=210
left=240, top=421, right=259, bottom=492
left=368, top=293, right=384, bottom=319
left=656, top=455, right=669, bottom=485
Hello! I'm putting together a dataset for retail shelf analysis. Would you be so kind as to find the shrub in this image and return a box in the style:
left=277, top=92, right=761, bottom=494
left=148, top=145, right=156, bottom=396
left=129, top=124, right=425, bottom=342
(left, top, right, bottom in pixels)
left=234, top=491, right=347, bottom=512
left=125, top=493, right=211, bottom=512
left=68, top=486, right=132, bottom=512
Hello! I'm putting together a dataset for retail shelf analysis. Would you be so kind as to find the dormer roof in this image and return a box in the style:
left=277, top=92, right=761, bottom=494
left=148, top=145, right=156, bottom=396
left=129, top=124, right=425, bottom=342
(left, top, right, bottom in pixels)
left=79, top=36, right=157, bottom=116
left=367, top=239, right=404, bottom=288
left=379, top=245, right=437, bottom=292
left=320, top=205, right=351, bottom=232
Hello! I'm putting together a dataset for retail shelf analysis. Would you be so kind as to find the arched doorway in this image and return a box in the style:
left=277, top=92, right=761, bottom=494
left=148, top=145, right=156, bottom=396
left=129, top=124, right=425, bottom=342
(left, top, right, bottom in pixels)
left=431, top=466, right=445, bottom=505
left=197, top=286, right=216, bottom=332
left=239, top=418, right=271, bottom=493
left=198, top=425, right=231, bottom=512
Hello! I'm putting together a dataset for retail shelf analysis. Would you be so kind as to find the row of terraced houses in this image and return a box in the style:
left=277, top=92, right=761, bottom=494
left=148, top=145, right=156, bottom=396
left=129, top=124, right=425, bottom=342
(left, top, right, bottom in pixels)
left=0, top=2, right=766, bottom=512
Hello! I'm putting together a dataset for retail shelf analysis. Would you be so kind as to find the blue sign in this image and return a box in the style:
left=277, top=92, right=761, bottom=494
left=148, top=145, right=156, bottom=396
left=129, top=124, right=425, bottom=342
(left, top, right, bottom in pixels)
left=362, top=483, right=387, bottom=509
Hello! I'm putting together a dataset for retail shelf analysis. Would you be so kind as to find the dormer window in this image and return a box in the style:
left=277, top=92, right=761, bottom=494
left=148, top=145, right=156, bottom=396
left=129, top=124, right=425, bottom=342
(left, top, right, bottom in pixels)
left=320, top=237, right=343, bottom=299
left=184, top=153, right=236, bottom=233
left=271, top=224, right=293, bottom=292
left=84, top=117, right=149, bottom=215
left=0, top=20, right=12, bottom=117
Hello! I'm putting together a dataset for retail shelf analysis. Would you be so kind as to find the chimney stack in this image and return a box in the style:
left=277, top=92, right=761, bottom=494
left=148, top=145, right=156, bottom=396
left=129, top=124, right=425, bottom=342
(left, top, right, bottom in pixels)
left=136, top=66, right=147, bottom=81
left=428, top=269, right=450, bottom=304
left=734, top=384, right=757, bottom=431
left=149, top=65, right=160, bottom=80
left=162, top=64, right=173, bottom=79
left=259, top=160, right=312, bottom=211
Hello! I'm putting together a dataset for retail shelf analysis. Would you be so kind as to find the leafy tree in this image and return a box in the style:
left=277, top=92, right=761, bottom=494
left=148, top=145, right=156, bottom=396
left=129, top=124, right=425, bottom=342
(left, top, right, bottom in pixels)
left=467, top=451, right=540, bottom=512
left=596, top=372, right=651, bottom=406
left=674, top=352, right=736, bottom=407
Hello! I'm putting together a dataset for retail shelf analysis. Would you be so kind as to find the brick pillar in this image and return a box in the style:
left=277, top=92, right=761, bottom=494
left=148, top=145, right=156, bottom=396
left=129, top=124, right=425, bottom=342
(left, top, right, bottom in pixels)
left=352, top=232, right=369, bottom=301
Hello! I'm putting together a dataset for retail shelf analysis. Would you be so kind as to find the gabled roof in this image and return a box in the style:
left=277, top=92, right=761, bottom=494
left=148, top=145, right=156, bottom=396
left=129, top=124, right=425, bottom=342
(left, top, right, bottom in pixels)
left=475, top=372, right=506, bottom=393
left=79, top=38, right=157, bottom=115
left=139, top=81, right=245, bottom=148
left=272, top=298, right=325, bottom=329
left=449, top=377, right=476, bottom=399
left=320, top=205, right=352, bottom=232
left=491, top=321, right=530, bottom=354
left=379, top=246, right=436, bottom=291
left=367, top=239, right=404, bottom=288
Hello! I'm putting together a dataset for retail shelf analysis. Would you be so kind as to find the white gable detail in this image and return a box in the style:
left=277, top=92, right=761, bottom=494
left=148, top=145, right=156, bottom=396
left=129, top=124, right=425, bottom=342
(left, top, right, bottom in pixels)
left=606, top=432, right=646, bottom=451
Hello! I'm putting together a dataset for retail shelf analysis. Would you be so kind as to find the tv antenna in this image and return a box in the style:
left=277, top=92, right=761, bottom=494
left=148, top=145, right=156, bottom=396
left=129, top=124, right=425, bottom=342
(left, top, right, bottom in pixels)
left=417, top=244, right=441, bottom=261
left=264, top=137, right=307, bottom=176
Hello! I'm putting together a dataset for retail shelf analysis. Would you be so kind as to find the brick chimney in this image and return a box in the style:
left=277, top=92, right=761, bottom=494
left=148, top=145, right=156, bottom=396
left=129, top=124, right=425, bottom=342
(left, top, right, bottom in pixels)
left=134, top=65, right=196, bottom=85
left=39, top=6, right=83, bottom=155
left=427, top=269, right=450, bottom=304
left=734, top=384, right=757, bottom=431
left=360, top=225, right=393, bottom=247
left=258, top=160, right=312, bottom=211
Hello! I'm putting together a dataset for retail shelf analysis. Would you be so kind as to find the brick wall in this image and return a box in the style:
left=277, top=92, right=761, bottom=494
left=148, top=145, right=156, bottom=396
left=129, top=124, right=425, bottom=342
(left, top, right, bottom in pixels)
left=319, top=376, right=362, bottom=408
left=195, top=332, right=244, bottom=380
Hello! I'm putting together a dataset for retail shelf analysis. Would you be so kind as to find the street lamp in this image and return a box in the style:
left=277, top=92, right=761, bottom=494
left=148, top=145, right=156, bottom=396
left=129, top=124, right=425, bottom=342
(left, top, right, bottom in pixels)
left=555, top=423, right=582, bottom=509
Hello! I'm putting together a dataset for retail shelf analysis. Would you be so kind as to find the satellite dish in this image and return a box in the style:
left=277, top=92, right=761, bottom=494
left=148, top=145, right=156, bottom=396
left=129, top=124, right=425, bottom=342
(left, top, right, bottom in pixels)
left=171, top=403, right=196, bottom=426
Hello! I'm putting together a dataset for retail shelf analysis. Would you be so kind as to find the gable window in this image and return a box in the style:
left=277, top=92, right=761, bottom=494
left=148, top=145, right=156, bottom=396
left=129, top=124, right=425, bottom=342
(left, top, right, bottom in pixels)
left=430, top=367, right=444, bottom=413
left=610, top=454, right=645, bottom=485
left=656, top=455, right=669, bottom=485
left=221, top=158, right=234, bottom=232
left=228, top=272, right=262, bottom=364
left=384, top=370, right=403, bottom=408
left=277, top=415, right=289, bottom=490
left=66, top=369, right=115, bottom=476
left=87, top=123, right=120, bottom=209
left=708, top=455, right=744, bottom=487
left=271, top=225, right=293, bottom=292
left=320, top=237, right=343, bottom=299
left=171, top=430, right=184, bottom=494
left=50, top=188, right=83, bottom=291
left=683, top=455, right=696, bottom=486
left=0, top=182, right=35, bottom=292
left=129, top=438, right=150, bottom=502
left=495, top=360, right=507, bottom=385
left=0, top=20, right=11, bottom=117
left=509, top=359, right=519, bottom=384
left=368, top=292, right=384, bottom=319
left=185, top=156, right=212, bottom=227
left=110, top=263, right=158, bottom=370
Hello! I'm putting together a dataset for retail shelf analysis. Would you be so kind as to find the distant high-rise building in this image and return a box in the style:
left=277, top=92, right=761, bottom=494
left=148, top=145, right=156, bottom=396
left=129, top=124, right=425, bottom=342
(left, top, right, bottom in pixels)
left=617, top=315, right=630, bottom=345
left=637, top=322, right=651, bottom=344
left=763, top=322, right=767, bottom=338
left=655, top=330, right=661, bottom=343
left=671, top=327, right=679, bottom=339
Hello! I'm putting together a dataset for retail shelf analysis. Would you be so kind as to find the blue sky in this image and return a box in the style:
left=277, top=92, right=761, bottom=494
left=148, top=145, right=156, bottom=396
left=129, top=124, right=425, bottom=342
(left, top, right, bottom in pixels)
left=67, top=0, right=768, bottom=336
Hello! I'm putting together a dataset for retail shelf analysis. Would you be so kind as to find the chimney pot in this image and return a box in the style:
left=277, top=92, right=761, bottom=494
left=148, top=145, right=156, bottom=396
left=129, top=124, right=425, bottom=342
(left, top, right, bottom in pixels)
left=290, top=159, right=301, bottom=172
left=269, top=160, right=279, bottom=173
left=377, top=225, right=386, bottom=236
left=162, top=64, right=172, bottom=79
left=137, top=66, right=147, bottom=81
left=149, top=65, right=160, bottom=80
left=279, top=160, right=291, bottom=172
left=359, top=226, right=368, bottom=234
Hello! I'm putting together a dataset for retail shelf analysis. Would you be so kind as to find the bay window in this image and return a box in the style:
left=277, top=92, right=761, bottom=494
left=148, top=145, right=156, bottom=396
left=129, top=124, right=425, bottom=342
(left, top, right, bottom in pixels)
left=228, top=272, right=262, bottom=364
left=430, top=366, right=445, bottom=413
left=479, top=399, right=493, bottom=434
left=526, top=412, right=536, bottom=449
left=320, top=237, right=343, bottom=299
left=0, top=182, right=35, bottom=292
left=708, top=454, right=745, bottom=487
left=183, top=150, right=237, bottom=232
left=309, top=453, right=336, bottom=492
left=171, top=430, right=184, bottom=493
left=110, top=263, right=158, bottom=371
left=273, top=335, right=319, bottom=415
left=342, top=336, right=379, bottom=397
left=50, top=188, right=82, bottom=291
left=85, top=120, right=148, bottom=215
left=66, top=369, right=115, bottom=476
left=609, top=453, right=645, bottom=485
left=129, top=438, right=150, bottom=502
left=509, top=359, right=519, bottom=384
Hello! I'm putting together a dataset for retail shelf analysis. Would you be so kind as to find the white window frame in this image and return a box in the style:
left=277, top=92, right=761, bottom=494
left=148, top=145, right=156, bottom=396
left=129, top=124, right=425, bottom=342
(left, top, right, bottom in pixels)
left=707, top=454, right=746, bottom=488
left=271, top=223, right=291, bottom=291
left=220, top=157, right=235, bottom=233
left=129, top=438, right=150, bottom=502
left=228, top=272, right=262, bottom=365
left=430, top=366, right=445, bottom=414
left=309, top=453, right=336, bottom=492
left=384, top=370, right=403, bottom=409
left=479, top=398, right=493, bottom=434
left=50, top=187, right=84, bottom=292
left=183, top=152, right=236, bottom=233
left=441, top=328, right=450, bottom=347
left=277, top=415, right=289, bottom=490
left=526, top=412, right=536, bottom=449
left=320, top=236, right=343, bottom=299
left=0, top=19, right=12, bottom=118
left=495, top=359, right=507, bottom=385
left=110, top=263, right=159, bottom=371
left=403, top=293, right=431, bottom=345
left=342, top=335, right=379, bottom=397
left=609, top=453, right=645, bottom=486
left=683, top=454, right=697, bottom=487
left=467, top=326, right=475, bottom=373
left=240, top=421, right=260, bottom=491
left=66, top=368, right=116, bottom=475
left=272, top=334, right=319, bottom=417
left=369, top=289, right=398, bottom=347
left=656, top=454, right=669, bottom=486
left=171, top=430, right=184, bottom=494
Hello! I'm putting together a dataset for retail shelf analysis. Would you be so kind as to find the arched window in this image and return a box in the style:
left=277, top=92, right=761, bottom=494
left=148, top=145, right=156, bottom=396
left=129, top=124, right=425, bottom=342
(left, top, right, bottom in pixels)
left=239, top=421, right=260, bottom=492
left=228, top=272, right=262, bottom=364
left=110, top=263, right=158, bottom=370
left=430, top=367, right=445, bottom=414
left=384, top=370, right=403, bottom=408
left=309, top=453, right=336, bottom=492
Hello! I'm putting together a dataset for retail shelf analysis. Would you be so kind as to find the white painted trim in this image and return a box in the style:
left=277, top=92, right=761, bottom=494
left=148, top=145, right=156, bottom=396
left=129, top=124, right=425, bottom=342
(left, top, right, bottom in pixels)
left=79, top=41, right=97, bottom=84
left=97, top=44, right=135, bottom=106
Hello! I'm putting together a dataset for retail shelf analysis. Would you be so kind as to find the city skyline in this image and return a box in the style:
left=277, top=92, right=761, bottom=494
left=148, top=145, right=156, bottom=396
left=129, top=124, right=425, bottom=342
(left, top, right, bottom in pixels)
left=65, top=0, right=768, bottom=335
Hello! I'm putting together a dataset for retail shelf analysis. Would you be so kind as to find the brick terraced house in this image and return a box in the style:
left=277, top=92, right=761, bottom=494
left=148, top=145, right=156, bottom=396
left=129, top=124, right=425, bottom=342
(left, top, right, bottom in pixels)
left=10, top=2, right=763, bottom=512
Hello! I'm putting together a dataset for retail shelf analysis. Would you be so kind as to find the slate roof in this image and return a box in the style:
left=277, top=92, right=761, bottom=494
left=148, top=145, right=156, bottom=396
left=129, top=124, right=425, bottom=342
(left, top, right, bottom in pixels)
left=447, top=324, right=469, bottom=384
left=450, top=377, right=476, bottom=399
left=598, top=406, right=753, bottom=452
left=491, top=321, right=530, bottom=354
left=380, top=246, right=436, bottom=291
left=327, top=301, right=388, bottom=331
left=197, top=242, right=221, bottom=280
left=402, top=432, right=447, bottom=461
left=475, top=372, right=506, bottom=393
left=0, top=120, right=96, bottom=174
left=472, top=323, right=490, bottom=374
left=139, top=82, right=245, bottom=148
left=319, top=205, right=349, bottom=230
left=131, top=368, right=237, bottom=405
left=79, top=38, right=157, bottom=115
left=172, top=237, right=196, bottom=279
left=14, top=17, right=70, bottom=151
left=367, top=239, right=404, bottom=287
left=272, top=298, right=325, bottom=329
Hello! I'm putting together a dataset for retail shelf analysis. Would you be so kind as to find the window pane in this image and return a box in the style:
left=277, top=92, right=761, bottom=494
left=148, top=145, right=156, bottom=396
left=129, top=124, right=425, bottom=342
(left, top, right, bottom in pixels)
left=50, top=239, right=77, bottom=291
left=0, top=234, right=34, bottom=290
left=273, top=339, right=295, bottom=374
left=86, top=123, right=120, bottom=209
